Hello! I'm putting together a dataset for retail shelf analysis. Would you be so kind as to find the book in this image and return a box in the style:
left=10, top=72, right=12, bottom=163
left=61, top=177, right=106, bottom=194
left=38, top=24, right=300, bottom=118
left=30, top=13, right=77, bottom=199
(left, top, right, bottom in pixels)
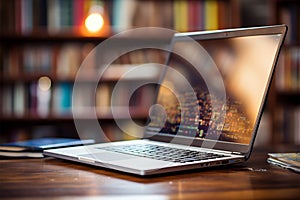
left=174, top=0, right=188, bottom=32
left=52, top=82, right=72, bottom=116
left=13, top=82, right=26, bottom=117
left=267, top=153, right=300, bottom=173
left=0, top=138, right=95, bottom=158
left=0, top=151, right=45, bottom=158
left=47, top=0, right=60, bottom=33
left=204, top=0, right=219, bottom=30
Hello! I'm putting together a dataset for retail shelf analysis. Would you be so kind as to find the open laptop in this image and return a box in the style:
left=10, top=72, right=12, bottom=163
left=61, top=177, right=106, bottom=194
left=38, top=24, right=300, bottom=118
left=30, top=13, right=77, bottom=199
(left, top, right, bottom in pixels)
left=44, top=25, right=287, bottom=176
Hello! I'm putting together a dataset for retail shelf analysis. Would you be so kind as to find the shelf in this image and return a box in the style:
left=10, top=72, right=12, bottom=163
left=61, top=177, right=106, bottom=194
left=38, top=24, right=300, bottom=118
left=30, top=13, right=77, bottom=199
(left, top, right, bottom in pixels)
left=0, top=31, right=108, bottom=43
left=277, top=90, right=300, bottom=96
left=276, top=90, right=300, bottom=105
left=0, top=64, right=162, bottom=83
left=0, top=107, right=149, bottom=123
left=0, top=32, right=171, bottom=45
left=0, top=116, right=75, bottom=124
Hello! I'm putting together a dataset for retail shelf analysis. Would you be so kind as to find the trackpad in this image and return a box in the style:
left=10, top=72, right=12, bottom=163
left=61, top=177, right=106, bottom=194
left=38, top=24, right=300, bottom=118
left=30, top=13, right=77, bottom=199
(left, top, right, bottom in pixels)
left=78, top=152, right=135, bottom=162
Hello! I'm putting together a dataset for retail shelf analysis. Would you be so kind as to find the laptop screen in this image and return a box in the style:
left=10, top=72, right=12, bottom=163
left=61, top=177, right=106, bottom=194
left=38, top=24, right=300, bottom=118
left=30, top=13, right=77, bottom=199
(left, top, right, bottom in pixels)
left=146, top=27, right=285, bottom=151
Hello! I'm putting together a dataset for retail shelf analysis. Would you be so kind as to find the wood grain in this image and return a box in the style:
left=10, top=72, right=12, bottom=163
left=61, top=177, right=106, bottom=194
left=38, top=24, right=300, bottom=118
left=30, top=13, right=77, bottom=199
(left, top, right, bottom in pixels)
left=1, top=147, right=300, bottom=199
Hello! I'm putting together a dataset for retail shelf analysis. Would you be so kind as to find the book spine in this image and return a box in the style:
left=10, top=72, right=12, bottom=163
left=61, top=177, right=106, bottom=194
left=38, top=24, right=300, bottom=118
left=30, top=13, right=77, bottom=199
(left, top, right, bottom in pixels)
left=204, top=0, right=219, bottom=30
left=174, top=0, right=188, bottom=32
left=47, top=0, right=60, bottom=33
left=60, top=0, right=71, bottom=29
left=198, top=1, right=204, bottom=30
left=2, top=85, right=13, bottom=116
left=39, top=0, right=48, bottom=29
left=73, top=0, right=84, bottom=29
left=13, top=82, right=26, bottom=117
left=52, top=82, right=72, bottom=116
left=276, top=51, right=285, bottom=91
left=276, top=47, right=300, bottom=91
left=15, top=0, right=21, bottom=34
left=218, top=0, right=227, bottom=29
left=21, top=0, right=33, bottom=34
left=29, top=82, right=38, bottom=116
left=188, top=0, right=196, bottom=31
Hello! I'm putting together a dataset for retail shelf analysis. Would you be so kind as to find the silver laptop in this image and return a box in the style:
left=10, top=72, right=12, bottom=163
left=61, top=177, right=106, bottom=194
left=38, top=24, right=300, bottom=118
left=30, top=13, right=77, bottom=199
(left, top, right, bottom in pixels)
left=44, top=25, right=287, bottom=176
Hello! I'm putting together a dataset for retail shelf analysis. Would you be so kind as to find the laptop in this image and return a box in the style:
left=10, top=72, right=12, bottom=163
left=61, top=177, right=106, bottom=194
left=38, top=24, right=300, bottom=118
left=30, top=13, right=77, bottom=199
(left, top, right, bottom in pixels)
left=44, top=25, right=287, bottom=176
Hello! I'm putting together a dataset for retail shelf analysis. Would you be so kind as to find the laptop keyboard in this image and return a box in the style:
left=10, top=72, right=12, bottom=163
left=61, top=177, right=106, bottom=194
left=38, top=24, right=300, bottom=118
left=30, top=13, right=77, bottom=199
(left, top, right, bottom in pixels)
left=99, top=143, right=228, bottom=163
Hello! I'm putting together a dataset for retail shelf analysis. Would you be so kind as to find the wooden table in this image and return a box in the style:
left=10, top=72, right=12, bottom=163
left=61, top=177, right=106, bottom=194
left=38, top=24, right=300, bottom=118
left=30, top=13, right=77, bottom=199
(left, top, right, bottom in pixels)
left=1, top=146, right=300, bottom=199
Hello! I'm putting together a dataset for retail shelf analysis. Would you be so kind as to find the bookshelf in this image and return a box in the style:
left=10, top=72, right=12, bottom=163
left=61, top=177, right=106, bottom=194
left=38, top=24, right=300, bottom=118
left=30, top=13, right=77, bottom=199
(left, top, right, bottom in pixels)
left=268, top=0, right=300, bottom=145
left=0, top=0, right=240, bottom=143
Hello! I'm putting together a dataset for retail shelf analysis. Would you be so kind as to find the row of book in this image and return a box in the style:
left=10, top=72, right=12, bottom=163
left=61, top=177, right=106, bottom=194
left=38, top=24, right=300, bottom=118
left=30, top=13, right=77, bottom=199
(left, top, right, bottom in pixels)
left=276, top=106, right=300, bottom=145
left=113, top=0, right=234, bottom=32
left=275, top=1, right=300, bottom=147
left=1, top=81, right=156, bottom=119
left=1, top=44, right=166, bottom=80
left=2, top=43, right=94, bottom=79
left=278, top=2, right=300, bottom=45
left=276, top=47, right=300, bottom=91
left=1, top=82, right=72, bottom=118
left=0, top=0, right=106, bottom=34
left=0, top=0, right=235, bottom=35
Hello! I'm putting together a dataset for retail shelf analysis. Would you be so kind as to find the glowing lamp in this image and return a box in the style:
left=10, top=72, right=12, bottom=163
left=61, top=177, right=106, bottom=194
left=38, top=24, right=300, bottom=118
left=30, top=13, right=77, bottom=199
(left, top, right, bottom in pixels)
left=85, top=5, right=104, bottom=33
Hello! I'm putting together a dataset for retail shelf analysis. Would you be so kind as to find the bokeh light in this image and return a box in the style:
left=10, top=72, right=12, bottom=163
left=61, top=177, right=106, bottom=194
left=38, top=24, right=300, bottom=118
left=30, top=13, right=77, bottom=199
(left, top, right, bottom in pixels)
left=85, top=13, right=104, bottom=33
left=38, top=76, right=51, bottom=91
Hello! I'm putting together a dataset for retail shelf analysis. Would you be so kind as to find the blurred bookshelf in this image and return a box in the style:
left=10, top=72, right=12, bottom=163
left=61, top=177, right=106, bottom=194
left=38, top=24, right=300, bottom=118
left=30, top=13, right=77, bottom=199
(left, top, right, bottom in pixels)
left=238, top=0, right=300, bottom=147
left=1, top=0, right=241, bottom=143
left=268, top=0, right=300, bottom=145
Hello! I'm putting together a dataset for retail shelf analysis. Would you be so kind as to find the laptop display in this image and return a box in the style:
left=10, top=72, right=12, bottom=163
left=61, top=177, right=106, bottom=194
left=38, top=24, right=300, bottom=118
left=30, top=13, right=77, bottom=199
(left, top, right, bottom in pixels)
left=147, top=31, right=283, bottom=149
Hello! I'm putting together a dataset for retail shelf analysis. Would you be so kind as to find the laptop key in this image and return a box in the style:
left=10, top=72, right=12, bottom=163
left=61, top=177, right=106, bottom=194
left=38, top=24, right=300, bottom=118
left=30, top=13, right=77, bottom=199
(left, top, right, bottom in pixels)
left=99, top=144, right=229, bottom=163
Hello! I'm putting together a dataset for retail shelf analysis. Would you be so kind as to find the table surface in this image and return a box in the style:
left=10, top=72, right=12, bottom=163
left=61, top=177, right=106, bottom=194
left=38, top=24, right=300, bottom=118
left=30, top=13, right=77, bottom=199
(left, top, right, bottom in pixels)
left=1, top=146, right=300, bottom=200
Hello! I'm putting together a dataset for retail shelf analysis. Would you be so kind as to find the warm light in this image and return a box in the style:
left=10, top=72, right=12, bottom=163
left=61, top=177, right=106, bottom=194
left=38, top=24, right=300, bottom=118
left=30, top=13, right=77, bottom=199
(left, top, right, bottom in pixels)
left=38, top=76, right=51, bottom=91
left=85, top=13, right=104, bottom=33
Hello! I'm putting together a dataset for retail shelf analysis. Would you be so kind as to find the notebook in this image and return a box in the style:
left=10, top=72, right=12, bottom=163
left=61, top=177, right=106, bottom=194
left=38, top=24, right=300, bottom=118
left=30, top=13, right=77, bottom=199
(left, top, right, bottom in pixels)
left=44, top=25, right=287, bottom=176
left=0, top=138, right=95, bottom=158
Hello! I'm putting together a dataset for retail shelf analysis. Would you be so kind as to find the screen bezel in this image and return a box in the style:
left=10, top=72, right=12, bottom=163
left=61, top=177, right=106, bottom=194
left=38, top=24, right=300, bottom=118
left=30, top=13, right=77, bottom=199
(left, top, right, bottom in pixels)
left=144, top=25, right=287, bottom=159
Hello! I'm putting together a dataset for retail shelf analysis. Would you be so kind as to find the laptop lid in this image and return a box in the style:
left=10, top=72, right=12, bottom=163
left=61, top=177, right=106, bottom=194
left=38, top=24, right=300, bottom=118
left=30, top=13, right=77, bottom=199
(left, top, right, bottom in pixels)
left=145, top=25, right=287, bottom=159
